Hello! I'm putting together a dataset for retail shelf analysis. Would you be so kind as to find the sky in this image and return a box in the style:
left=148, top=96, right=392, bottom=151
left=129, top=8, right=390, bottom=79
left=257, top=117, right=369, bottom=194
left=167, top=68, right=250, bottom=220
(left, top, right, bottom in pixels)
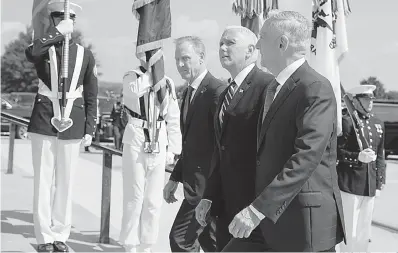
left=1, top=0, right=398, bottom=92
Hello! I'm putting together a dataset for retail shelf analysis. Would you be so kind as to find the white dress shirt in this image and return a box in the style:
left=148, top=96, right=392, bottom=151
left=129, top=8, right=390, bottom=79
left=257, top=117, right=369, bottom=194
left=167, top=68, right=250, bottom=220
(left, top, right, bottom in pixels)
left=249, top=57, right=306, bottom=221
left=187, top=69, right=208, bottom=102
left=218, top=63, right=255, bottom=124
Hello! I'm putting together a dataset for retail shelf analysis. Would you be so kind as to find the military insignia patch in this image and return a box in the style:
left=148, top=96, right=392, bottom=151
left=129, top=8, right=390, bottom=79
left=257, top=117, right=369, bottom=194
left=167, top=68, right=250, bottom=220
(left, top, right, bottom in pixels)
left=93, top=65, right=98, bottom=78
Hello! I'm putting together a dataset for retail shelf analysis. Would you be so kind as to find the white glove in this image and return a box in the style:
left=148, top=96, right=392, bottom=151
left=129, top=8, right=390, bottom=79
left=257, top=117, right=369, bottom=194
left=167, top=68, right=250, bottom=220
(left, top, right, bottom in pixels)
left=166, top=151, right=175, bottom=165
left=56, top=19, right=74, bottom=35
left=376, top=189, right=381, bottom=197
left=81, top=134, right=92, bottom=147
left=358, top=148, right=376, bottom=163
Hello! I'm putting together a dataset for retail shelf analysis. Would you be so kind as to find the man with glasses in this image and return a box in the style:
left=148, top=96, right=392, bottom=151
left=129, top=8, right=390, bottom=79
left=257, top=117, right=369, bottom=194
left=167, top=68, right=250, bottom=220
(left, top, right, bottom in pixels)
left=337, top=84, right=386, bottom=252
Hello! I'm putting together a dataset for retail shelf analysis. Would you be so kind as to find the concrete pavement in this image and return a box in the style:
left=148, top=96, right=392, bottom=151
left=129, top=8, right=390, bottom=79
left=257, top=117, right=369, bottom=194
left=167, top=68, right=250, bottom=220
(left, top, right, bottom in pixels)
left=1, top=137, right=398, bottom=252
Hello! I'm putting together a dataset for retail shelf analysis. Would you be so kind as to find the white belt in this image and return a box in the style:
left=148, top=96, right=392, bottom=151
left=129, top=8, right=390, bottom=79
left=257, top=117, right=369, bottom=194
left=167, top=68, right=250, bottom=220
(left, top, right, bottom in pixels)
left=38, top=80, right=83, bottom=99
left=128, top=116, right=163, bottom=129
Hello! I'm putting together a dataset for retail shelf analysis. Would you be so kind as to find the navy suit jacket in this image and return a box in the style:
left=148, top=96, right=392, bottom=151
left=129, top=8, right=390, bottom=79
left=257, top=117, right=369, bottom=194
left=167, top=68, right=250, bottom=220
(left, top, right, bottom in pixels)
left=170, top=72, right=226, bottom=205
left=203, top=66, right=274, bottom=223
left=253, top=62, right=346, bottom=252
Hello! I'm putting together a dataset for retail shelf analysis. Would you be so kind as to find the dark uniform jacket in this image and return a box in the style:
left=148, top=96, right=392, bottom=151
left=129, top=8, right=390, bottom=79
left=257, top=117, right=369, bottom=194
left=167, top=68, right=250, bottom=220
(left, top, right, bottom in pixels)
left=170, top=72, right=226, bottom=205
left=25, top=26, right=98, bottom=139
left=111, top=102, right=128, bottom=129
left=337, top=112, right=386, bottom=197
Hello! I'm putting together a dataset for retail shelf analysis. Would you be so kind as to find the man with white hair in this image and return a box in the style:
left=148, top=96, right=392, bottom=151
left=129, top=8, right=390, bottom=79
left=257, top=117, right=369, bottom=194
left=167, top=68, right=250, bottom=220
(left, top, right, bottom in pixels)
left=195, top=26, right=274, bottom=250
left=221, top=11, right=346, bottom=252
left=25, top=0, right=98, bottom=252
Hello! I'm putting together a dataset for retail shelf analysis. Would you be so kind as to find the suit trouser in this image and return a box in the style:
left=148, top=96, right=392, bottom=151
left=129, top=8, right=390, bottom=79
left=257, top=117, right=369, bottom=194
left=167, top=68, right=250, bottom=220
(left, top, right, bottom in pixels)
left=338, top=191, right=375, bottom=253
left=119, top=143, right=166, bottom=247
left=169, top=199, right=217, bottom=252
left=30, top=133, right=81, bottom=244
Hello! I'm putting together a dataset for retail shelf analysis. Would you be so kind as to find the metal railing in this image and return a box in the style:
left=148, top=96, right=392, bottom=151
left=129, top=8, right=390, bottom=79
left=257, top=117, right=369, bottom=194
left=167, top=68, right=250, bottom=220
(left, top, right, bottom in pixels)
left=1, top=111, right=172, bottom=244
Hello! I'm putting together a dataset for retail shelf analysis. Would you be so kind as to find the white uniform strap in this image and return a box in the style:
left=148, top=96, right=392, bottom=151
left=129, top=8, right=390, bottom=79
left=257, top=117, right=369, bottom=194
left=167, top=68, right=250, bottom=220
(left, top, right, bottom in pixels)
left=40, top=45, right=85, bottom=120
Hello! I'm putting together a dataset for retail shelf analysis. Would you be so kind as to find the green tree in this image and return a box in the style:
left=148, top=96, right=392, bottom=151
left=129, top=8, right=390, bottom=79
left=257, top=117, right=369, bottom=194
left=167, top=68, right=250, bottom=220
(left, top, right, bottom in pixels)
left=1, top=26, right=100, bottom=93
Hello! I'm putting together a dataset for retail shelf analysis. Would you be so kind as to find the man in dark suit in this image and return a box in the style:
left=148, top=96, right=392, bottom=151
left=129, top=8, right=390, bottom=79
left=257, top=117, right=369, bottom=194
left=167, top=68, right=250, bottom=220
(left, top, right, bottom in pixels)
left=195, top=26, right=274, bottom=251
left=222, top=11, right=346, bottom=252
left=163, top=36, right=226, bottom=252
left=25, top=1, right=98, bottom=252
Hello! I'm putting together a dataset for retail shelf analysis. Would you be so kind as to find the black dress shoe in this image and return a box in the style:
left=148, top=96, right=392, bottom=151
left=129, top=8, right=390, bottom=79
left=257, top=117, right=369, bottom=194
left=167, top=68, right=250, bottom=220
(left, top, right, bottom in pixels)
left=53, top=241, right=69, bottom=252
left=37, top=243, right=54, bottom=252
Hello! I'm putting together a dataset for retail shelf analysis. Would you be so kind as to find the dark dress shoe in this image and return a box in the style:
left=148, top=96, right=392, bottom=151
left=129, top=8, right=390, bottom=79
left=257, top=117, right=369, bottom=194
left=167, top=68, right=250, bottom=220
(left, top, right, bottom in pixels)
left=37, top=243, right=54, bottom=252
left=53, top=241, right=69, bottom=252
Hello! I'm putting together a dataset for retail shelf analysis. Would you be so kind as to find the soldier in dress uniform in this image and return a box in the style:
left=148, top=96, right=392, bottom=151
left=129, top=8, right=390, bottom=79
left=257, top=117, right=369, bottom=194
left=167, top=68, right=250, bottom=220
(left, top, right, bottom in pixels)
left=337, top=84, right=386, bottom=252
left=119, top=64, right=181, bottom=252
left=110, top=94, right=127, bottom=150
left=25, top=0, right=98, bottom=252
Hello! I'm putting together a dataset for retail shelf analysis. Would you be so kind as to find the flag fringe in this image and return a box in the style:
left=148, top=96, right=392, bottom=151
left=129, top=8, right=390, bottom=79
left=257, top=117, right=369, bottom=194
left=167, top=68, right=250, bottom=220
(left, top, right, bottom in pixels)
left=232, top=0, right=279, bottom=19
left=132, top=0, right=156, bottom=20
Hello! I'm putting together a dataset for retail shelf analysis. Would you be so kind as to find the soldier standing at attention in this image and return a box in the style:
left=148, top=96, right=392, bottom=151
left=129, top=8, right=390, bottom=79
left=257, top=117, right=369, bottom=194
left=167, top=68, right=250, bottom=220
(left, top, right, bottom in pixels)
left=337, top=84, right=386, bottom=252
left=25, top=0, right=98, bottom=251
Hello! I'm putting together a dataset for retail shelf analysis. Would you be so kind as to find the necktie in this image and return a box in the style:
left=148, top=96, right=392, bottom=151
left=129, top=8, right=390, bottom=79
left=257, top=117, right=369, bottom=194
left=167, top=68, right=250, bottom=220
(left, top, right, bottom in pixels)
left=262, top=79, right=280, bottom=121
left=220, top=81, right=237, bottom=126
left=183, top=85, right=194, bottom=123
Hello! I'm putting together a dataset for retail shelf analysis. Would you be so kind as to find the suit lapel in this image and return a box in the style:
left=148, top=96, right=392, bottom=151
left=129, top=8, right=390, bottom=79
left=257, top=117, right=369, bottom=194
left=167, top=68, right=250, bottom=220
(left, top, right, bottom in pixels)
left=257, top=77, right=297, bottom=150
left=183, top=73, right=211, bottom=140
left=220, top=67, right=257, bottom=138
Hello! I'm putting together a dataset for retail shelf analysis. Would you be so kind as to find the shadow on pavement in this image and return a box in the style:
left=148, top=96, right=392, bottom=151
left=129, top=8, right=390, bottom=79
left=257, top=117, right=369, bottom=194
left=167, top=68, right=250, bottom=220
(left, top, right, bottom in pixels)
left=1, top=210, right=124, bottom=252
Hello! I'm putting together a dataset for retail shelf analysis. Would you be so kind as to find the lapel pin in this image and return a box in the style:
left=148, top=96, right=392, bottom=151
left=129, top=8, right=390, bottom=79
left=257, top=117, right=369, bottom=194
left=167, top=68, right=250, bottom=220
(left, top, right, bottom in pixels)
left=239, top=88, right=244, bottom=93
left=201, top=88, right=207, bottom=94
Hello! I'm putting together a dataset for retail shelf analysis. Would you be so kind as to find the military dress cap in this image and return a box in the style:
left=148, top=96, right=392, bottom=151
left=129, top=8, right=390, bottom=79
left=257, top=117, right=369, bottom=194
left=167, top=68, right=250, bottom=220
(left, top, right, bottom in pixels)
left=47, top=0, right=82, bottom=16
left=347, top=84, right=376, bottom=96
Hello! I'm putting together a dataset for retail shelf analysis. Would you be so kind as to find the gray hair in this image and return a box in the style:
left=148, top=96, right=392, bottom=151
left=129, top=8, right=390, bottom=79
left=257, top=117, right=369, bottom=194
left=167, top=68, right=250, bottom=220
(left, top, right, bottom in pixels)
left=263, top=10, right=312, bottom=52
left=174, top=36, right=206, bottom=57
left=223, top=26, right=258, bottom=63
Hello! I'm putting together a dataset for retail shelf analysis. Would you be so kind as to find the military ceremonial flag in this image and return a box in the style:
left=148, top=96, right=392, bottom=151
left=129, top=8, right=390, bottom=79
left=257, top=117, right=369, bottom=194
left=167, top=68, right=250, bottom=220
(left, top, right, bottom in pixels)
left=132, top=0, right=171, bottom=112
left=309, top=0, right=349, bottom=135
left=31, top=0, right=52, bottom=41
left=232, top=0, right=278, bottom=36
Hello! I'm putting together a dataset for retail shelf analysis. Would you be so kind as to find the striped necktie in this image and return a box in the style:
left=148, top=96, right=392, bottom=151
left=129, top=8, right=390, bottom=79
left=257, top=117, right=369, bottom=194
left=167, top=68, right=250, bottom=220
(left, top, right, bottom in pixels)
left=262, top=79, right=280, bottom=121
left=220, top=80, right=237, bottom=126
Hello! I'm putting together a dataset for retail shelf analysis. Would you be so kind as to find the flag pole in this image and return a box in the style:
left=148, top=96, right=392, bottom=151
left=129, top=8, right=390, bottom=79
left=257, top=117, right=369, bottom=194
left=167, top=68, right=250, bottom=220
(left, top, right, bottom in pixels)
left=60, top=0, right=70, bottom=123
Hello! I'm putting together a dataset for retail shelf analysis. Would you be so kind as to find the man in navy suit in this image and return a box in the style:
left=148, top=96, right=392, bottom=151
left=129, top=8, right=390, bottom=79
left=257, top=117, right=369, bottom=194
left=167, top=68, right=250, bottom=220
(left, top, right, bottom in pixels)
left=195, top=26, right=274, bottom=251
left=164, top=36, right=225, bottom=252
left=222, top=11, right=346, bottom=252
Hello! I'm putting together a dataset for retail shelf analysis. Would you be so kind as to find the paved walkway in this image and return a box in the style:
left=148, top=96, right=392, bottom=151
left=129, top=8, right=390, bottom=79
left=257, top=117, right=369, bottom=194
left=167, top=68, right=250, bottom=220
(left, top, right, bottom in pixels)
left=1, top=138, right=398, bottom=252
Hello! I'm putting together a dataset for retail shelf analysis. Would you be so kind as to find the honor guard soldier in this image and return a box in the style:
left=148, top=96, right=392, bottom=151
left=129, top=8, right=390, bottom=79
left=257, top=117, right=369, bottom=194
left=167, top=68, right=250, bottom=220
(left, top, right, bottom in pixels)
left=25, top=0, right=98, bottom=252
left=337, top=84, right=386, bottom=252
left=119, top=64, right=182, bottom=252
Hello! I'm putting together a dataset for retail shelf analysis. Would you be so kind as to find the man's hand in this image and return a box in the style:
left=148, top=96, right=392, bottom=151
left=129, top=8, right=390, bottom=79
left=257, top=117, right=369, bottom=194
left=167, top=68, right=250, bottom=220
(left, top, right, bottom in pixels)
left=358, top=148, right=376, bottom=163
left=195, top=199, right=212, bottom=226
left=163, top=180, right=178, bottom=204
left=166, top=151, right=175, bottom=165
left=81, top=134, right=92, bottom=147
left=228, top=207, right=261, bottom=238
left=56, top=19, right=74, bottom=36
left=376, top=189, right=381, bottom=197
